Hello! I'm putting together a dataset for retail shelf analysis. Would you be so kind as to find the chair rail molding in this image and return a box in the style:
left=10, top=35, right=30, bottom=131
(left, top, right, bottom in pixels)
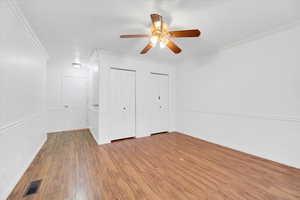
left=0, top=113, right=44, bottom=134
left=181, top=109, right=300, bottom=124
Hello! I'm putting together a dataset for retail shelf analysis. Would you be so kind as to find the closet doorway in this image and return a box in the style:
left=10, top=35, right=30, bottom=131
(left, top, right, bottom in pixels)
left=150, top=73, right=169, bottom=134
left=109, top=68, right=136, bottom=141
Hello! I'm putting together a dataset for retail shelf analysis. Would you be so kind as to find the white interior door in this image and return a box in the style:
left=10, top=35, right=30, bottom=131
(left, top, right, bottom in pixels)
left=150, top=73, right=169, bottom=133
left=110, top=68, right=136, bottom=140
left=62, top=76, right=87, bottom=130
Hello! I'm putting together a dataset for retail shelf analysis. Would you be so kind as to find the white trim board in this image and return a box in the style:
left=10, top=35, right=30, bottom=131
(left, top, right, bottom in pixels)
left=181, top=110, right=300, bottom=124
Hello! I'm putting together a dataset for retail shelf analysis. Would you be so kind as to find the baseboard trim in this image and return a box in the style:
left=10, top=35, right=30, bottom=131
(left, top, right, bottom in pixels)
left=4, top=130, right=47, bottom=200
left=47, top=128, right=90, bottom=137
left=111, top=137, right=136, bottom=143
left=150, top=131, right=169, bottom=136
left=62, top=128, right=89, bottom=133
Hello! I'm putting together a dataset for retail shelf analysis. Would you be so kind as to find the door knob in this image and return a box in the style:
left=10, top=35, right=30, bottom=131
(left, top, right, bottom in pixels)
left=123, top=107, right=126, bottom=110
left=64, top=105, right=69, bottom=108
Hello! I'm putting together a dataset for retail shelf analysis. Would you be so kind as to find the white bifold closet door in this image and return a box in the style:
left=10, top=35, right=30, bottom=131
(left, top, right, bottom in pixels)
left=150, top=73, right=169, bottom=134
left=110, top=68, right=136, bottom=140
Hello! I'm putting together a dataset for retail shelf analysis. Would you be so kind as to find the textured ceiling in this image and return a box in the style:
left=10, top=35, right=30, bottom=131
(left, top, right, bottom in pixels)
left=16, top=0, right=300, bottom=63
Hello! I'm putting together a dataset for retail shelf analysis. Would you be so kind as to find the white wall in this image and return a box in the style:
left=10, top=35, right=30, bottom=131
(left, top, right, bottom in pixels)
left=97, top=50, right=176, bottom=144
left=0, top=0, right=48, bottom=199
left=176, top=24, right=300, bottom=168
left=46, top=59, right=89, bottom=132
left=87, top=51, right=99, bottom=141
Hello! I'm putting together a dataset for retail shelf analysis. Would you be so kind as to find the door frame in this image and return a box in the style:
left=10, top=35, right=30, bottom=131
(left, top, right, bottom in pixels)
left=109, top=67, right=137, bottom=141
left=47, top=75, right=88, bottom=132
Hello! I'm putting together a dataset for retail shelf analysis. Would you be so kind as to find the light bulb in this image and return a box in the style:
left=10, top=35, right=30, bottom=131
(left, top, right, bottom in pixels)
left=154, top=21, right=161, bottom=29
left=150, top=36, right=158, bottom=45
left=160, top=41, right=166, bottom=48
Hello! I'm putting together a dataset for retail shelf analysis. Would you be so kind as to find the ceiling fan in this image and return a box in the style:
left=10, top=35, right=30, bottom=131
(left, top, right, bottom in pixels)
left=120, top=14, right=201, bottom=54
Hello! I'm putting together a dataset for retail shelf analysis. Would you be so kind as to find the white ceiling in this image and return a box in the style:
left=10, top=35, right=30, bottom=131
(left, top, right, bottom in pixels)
left=16, top=0, right=300, bottom=62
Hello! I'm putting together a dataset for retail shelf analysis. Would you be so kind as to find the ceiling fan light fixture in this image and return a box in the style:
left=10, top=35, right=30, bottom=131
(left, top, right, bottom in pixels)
left=160, top=41, right=166, bottom=48
left=150, top=36, right=158, bottom=45
left=120, top=13, right=201, bottom=54
left=154, top=21, right=161, bottom=29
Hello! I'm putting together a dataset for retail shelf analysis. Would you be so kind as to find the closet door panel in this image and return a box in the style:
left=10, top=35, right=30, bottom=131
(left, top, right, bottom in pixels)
left=110, top=69, right=136, bottom=140
left=159, top=75, right=169, bottom=131
left=125, top=71, right=136, bottom=138
left=110, top=69, right=123, bottom=139
left=150, top=73, right=169, bottom=134
left=150, top=74, right=159, bottom=133
left=62, top=76, right=88, bottom=130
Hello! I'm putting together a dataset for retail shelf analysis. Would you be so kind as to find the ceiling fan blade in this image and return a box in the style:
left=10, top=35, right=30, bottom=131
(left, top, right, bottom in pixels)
left=151, top=14, right=162, bottom=29
left=120, top=34, right=150, bottom=38
left=166, top=40, right=182, bottom=54
left=169, top=29, right=201, bottom=38
left=140, top=42, right=154, bottom=54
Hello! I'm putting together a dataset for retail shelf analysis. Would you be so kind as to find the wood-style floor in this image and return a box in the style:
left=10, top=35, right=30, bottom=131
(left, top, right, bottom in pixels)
left=8, top=130, right=300, bottom=200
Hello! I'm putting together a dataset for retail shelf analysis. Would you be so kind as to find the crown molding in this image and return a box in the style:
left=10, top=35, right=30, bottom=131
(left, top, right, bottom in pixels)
left=221, top=19, right=300, bottom=52
left=5, top=0, right=49, bottom=59
left=180, top=19, right=300, bottom=60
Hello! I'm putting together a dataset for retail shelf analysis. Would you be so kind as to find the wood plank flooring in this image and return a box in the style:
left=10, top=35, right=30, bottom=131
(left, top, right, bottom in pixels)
left=7, top=130, right=300, bottom=200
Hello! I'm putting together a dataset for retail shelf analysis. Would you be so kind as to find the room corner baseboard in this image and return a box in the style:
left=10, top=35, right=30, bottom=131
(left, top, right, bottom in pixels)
left=62, top=128, right=90, bottom=133
left=47, top=128, right=89, bottom=135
